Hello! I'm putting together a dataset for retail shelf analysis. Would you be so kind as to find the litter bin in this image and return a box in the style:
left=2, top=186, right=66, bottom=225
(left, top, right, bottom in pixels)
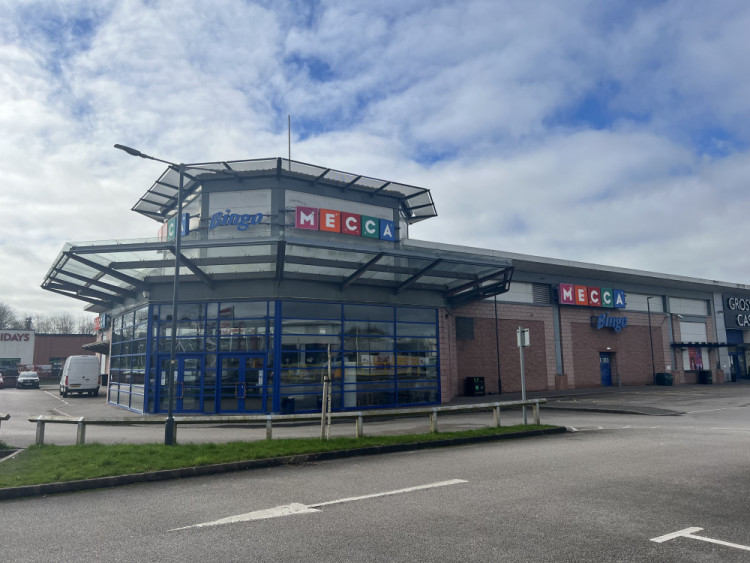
left=655, top=372, right=673, bottom=386
left=465, top=377, right=485, bottom=397
left=281, top=397, right=295, bottom=414
left=698, top=370, right=712, bottom=384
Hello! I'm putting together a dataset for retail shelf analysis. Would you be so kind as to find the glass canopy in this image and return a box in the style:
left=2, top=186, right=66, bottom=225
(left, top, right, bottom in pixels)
left=42, top=235, right=513, bottom=311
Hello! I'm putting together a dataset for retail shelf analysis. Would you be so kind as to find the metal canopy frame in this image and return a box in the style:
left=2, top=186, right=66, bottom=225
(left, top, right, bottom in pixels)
left=131, top=157, right=438, bottom=225
left=42, top=235, right=513, bottom=311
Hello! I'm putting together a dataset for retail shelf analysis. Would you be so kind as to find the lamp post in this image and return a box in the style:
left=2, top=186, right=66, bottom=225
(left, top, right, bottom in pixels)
left=647, top=296, right=657, bottom=385
left=115, top=144, right=187, bottom=445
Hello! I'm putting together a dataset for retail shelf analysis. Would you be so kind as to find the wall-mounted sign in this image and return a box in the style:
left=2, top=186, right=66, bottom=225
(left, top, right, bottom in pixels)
left=209, top=209, right=264, bottom=231
left=724, top=294, right=750, bottom=329
left=295, top=206, right=396, bottom=242
left=0, top=332, right=30, bottom=342
left=558, top=284, right=626, bottom=308
left=591, top=313, right=628, bottom=333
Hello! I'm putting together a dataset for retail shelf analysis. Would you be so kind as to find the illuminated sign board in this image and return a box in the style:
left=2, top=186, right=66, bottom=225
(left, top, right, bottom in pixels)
left=295, top=206, right=396, bottom=241
left=558, top=284, right=626, bottom=308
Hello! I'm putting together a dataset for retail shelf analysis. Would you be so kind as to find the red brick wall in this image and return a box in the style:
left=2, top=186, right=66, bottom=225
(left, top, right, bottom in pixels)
left=563, top=309, right=668, bottom=387
left=33, top=334, right=96, bottom=364
left=445, top=301, right=556, bottom=399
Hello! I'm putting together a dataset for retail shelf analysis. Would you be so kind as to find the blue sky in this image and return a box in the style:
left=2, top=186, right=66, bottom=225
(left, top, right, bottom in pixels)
left=1, top=0, right=750, bottom=318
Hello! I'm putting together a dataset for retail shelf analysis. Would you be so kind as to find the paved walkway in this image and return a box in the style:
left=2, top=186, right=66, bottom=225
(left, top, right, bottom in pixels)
left=447, top=379, right=750, bottom=416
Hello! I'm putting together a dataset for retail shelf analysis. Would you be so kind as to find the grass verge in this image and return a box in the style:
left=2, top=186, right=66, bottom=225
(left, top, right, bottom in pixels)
left=0, top=424, right=553, bottom=488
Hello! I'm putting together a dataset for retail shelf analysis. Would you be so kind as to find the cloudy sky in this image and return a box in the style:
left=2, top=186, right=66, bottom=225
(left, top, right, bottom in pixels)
left=2, top=0, right=749, bottom=320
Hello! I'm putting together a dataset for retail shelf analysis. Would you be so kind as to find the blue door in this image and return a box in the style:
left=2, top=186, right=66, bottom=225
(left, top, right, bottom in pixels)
left=218, top=354, right=266, bottom=413
left=600, top=353, right=612, bottom=386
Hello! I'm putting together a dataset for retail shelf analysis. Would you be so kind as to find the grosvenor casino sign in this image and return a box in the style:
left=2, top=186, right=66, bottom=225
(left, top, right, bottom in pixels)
left=724, top=294, right=750, bottom=329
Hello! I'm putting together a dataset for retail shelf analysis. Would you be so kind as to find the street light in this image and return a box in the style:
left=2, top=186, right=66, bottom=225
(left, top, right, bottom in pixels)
left=115, top=144, right=187, bottom=446
left=647, top=296, right=657, bottom=385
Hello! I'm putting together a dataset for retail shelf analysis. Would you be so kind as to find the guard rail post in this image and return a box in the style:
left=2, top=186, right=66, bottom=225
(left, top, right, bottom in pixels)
left=35, top=419, right=45, bottom=445
left=533, top=401, right=540, bottom=425
left=493, top=404, right=501, bottom=427
left=355, top=413, right=364, bottom=438
left=430, top=408, right=438, bottom=434
left=265, top=416, right=273, bottom=440
left=0, top=413, right=9, bottom=434
left=76, top=417, right=86, bottom=445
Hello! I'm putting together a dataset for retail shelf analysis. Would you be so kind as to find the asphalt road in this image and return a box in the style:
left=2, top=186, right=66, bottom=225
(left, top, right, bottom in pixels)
left=1, top=384, right=749, bottom=561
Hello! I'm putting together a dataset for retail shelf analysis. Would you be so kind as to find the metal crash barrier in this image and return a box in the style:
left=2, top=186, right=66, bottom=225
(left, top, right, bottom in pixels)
left=28, top=399, right=546, bottom=446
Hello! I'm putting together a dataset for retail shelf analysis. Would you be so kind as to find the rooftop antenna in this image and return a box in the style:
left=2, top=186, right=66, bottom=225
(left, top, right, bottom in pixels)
left=288, top=114, right=291, bottom=171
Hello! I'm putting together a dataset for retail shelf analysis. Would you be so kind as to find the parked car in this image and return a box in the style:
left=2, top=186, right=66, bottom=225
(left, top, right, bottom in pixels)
left=16, top=371, right=40, bottom=389
left=0, top=372, right=4, bottom=388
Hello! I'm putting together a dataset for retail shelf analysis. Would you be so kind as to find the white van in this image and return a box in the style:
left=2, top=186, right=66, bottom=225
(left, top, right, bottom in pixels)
left=60, top=355, right=101, bottom=397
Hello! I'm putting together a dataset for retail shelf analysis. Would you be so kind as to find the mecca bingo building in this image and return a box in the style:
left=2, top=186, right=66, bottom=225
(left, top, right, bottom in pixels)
left=42, top=157, right=750, bottom=415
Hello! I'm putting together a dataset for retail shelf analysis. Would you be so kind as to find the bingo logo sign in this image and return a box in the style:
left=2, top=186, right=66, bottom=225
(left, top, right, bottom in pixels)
left=295, top=207, right=396, bottom=242
left=558, top=284, right=626, bottom=309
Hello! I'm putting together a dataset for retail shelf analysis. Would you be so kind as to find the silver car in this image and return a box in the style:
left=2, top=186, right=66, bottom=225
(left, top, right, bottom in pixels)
left=16, top=371, right=40, bottom=389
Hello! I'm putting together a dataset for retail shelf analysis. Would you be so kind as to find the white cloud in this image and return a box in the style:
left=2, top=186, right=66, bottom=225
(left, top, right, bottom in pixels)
left=0, top=0, right=749, bottom=321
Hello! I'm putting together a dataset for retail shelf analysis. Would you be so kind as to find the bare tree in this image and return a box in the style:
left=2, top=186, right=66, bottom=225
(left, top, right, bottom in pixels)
left=0, top=302, right=19, bottom=329
left=75, top=314, right=95, bottom=334
left=48, top=313, right=76, bottom=334
left=30, top=314, right=48, bottom=333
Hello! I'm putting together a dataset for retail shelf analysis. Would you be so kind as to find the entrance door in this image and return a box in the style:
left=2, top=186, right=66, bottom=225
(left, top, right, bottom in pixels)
left=156, top=355, right=203, bottom=413
left=600, top=353, right=612, bottom=386
left=218, top=354, right=266, bottom=413
left=729, top=352, right=746, bottom=382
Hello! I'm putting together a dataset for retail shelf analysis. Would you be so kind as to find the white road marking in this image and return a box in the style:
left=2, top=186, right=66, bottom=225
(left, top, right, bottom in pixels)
left=171, top=479, right=468, bottom=531
left=45, top=391, right=69, bottom=405
left=651, top=527, right=750, bottom=552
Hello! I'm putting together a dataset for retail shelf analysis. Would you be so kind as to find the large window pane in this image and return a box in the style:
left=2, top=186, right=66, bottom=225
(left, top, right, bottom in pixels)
left=344, top=304, right=394, bottom=322
left=283, top=301, right=341, bottom=319
left=396, top=322, right=436, bottom=337
left=396, top=308, right=436, bottom=323
left=344, top=321, right=394, bottom=337
left=219, top=301, right=268, bottom=318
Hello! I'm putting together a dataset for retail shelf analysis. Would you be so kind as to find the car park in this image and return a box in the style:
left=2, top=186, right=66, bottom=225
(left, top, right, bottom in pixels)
left=16, top=371, right=40, bottom=389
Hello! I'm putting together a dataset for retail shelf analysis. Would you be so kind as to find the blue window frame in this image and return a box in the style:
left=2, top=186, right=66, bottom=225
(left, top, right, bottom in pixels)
left=108, top=300, right=439, bottom=414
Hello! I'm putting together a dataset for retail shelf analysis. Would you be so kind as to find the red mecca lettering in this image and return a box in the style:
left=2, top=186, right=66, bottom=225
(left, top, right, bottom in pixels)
left=295, top=206, right=396, bottom=241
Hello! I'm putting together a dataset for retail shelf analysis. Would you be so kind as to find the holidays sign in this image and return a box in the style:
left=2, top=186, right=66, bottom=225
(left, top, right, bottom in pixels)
left=558, top=284, right=626, bottom=309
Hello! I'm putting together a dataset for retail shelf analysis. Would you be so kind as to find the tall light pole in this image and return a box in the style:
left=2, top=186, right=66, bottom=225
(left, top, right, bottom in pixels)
left=647, top=296, right=657, bottom=384
left=115, top=144, right=186, bottom=445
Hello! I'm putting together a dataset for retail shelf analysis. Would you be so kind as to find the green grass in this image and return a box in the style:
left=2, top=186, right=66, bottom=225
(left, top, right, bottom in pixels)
left=0, top=424, right=553, bottom=488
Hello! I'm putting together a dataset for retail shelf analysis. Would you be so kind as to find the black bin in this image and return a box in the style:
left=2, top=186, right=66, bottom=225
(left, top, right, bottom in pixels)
left=281, top=397, right=295, bottom=414
left=465, top=377, right=485, bottom=397
left=698, top=370, right=713, bottom=385
left=655, top=372, right=673, bottom=386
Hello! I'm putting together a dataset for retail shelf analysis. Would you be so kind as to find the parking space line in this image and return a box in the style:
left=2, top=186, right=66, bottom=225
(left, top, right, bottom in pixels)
left=651, top=527, right=750, bottom=552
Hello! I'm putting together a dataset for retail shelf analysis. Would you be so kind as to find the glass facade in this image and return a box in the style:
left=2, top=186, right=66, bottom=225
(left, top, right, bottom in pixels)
left=108, top=300, right=439, bottom=414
